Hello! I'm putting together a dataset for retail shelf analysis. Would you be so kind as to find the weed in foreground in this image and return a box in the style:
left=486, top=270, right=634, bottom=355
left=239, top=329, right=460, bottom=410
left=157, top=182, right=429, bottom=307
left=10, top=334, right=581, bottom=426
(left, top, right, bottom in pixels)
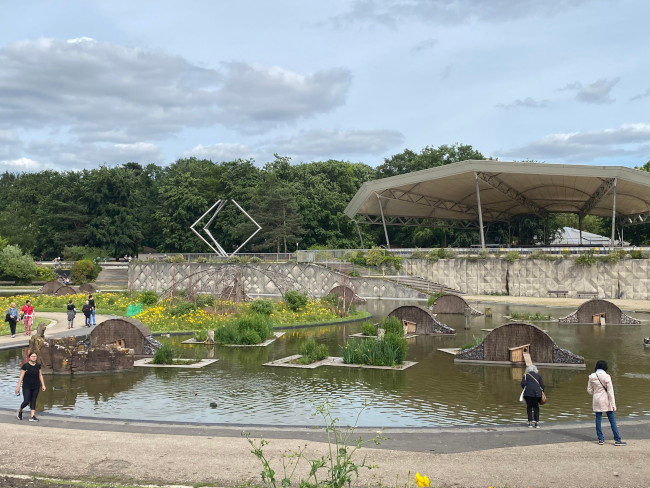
left=243, top=400, right=384, bottom=488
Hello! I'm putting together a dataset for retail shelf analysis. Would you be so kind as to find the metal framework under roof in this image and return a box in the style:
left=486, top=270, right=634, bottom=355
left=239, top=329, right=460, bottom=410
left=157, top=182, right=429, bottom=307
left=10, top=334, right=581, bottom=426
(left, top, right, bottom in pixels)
left=344, top=160, right=650, bottom=248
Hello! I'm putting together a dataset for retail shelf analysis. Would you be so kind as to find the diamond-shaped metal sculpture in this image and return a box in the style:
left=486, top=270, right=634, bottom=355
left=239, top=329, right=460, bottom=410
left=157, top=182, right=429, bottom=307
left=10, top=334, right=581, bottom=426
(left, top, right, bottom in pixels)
left=190, top=199, right=261, bottom=257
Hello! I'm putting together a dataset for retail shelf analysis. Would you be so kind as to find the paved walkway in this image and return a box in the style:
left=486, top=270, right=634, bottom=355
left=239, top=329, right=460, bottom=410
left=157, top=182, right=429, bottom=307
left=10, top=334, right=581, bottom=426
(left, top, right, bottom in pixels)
left=0, top=411, right=649, bottom=487
left=0, top=312, right=116, bottom=351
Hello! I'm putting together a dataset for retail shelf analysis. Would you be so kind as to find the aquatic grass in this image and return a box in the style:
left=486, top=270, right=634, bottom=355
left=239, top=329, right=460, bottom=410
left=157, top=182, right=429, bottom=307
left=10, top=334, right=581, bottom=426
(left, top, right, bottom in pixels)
left=342, top=333, right=408, bottom=367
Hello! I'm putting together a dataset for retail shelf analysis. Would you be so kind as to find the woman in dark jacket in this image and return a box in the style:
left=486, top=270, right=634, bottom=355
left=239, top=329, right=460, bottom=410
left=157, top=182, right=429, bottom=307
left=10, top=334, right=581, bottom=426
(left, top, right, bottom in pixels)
left=521, top=364, right=545, bottom=428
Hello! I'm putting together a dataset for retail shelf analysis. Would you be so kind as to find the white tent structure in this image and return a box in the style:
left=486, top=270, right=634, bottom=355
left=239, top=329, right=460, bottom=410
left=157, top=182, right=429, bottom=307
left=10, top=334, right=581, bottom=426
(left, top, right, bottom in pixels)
left=344, top=160, right=650, bottom=249
left=552, top=227, right=629, bottom=246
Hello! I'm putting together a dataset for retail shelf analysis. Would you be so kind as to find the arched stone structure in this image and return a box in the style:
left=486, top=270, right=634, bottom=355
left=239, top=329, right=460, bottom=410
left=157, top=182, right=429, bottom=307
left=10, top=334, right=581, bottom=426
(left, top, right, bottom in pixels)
left=429, top=294, right=482, bottom=315
left=38, top=280, right=65, bottom=294
left=328, top=285, right=366, bottom=304
left=89, top=318, right=161, bottom=355
left=558, top=299, right=641, bottom=324
left=455, top=322, right=584, bottom=366
left=388, top=305, right=455, bottom=335
left=79, top=283, right=98, bottom=293
left=157, top=264, right=314, bottom=303
left=54, top=285, right=77, bottom=296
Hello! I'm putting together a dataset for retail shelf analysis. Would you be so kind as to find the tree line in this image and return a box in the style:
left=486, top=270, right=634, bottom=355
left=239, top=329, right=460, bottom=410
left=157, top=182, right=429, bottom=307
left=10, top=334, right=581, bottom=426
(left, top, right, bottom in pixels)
left=1, top=144, right=649, bottom=259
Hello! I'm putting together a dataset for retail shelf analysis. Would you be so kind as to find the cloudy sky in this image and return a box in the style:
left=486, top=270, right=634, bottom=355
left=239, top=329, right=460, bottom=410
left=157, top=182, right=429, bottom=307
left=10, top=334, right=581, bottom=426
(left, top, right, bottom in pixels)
left=1, top=0, right=649, bottom=172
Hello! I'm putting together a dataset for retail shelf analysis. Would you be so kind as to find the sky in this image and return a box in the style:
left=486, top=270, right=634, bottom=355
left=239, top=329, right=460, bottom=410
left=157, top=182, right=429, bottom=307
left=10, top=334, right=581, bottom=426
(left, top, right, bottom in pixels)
left=1, top=0, right=649, bottom=173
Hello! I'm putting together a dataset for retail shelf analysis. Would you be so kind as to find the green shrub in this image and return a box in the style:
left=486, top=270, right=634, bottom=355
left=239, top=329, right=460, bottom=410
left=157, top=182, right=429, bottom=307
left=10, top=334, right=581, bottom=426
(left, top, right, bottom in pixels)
left=425, top=250, right=439, bottom=262
left=297, top=338, right=329, bottom=364
left=215, top=313, right=274, bottom=345
left=629, top=250, right=647, bottom=259
left=561, top=248, right=572, bottom=257
left=226, top=256, right=242, bottom=263
left=139, top=290, right=158, bottom=306
left=508, top=311, right=551, bottom=321
left=599, top=250, right=627, bottom=263
left=381, top=316, right=404, bottom=336
left=409, top=250, right=427, bottom=259
left=365, top=247, right=402, bottom=270
left=0, top=245, right=35, bottom=283
left=504, top=251, right=521, bottom=263
left=250, top=299, right=274, bottom=315
left=466, top=254, right=479, bottom=262
left=382, top=332, right=408, bottom=363
left=477, top=249, right=490, bottom=260
left=194, top=257, right=208, bottom=263
left=348, top=269, right=360, bottom=277
left=152, top=344, right=174, bottom=364
left=194, top=330, right=209, bottom=342
left=164, top=254, right=186, bottom=263
left=249, top=256, right=262, bottom=263
left=575, top=250, right=596, bottom=266
left=70, top=259, right=101, bottom=284
left=169, top=301, right=197, bottom=316
left=360, top=321, right=377, bottom=336
left=284, top=290, right=308, bottom=311
left=443, top=249, right=457, bottom=259
left=195, top=294, right=215, bottom=308
left=33, top=265, right=56, bottom=282
left=240, top=329, right=262, bottom=345
left=347, top=250, right=367, bottom=267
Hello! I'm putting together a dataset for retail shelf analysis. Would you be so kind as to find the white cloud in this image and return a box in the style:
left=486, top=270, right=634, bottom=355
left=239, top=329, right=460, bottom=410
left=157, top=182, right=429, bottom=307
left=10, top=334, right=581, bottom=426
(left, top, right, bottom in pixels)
left=181, top=143, right=257, bottom=162
left=332, top=0, right=591, bottom=26
left=497, top=97, right=549, bottom=109
left=497, top=123, right=650, bottom=162
left=556, top=78, right=620, bottom=104
left=271, top=129, right=404, bottom=160
left=0, top=157, right=43, bottom=171
left=0, top=38, right=350, bottom=139
left=214, top=63, right=351, bottom=133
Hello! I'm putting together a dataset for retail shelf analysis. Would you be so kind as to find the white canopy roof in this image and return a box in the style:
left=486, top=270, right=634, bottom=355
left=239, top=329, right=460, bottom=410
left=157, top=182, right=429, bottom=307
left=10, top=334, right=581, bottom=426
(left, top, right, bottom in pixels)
left=345, top=160, right=650, bottom=225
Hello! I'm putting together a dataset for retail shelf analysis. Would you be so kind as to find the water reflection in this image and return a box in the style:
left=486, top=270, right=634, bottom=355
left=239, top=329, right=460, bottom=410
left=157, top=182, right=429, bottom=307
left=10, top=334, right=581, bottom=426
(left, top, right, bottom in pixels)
left=0, top=300, right=649, bottom=426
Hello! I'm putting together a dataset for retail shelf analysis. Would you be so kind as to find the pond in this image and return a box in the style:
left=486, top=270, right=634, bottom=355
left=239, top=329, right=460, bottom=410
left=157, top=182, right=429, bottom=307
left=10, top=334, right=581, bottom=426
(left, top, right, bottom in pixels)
left=1, top=299, right=649, bottom=427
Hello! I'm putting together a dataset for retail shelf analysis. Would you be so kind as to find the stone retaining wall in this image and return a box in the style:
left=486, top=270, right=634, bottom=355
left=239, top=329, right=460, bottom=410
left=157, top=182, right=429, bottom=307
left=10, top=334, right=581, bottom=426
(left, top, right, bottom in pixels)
left=128, top=263, right=428, bottom=300
left=402, top=259, right=650, bottom=300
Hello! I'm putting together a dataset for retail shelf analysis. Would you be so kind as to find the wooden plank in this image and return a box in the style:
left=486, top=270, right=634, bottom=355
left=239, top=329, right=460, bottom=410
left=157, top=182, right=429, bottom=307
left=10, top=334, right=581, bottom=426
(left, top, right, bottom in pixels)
left=522, top=351, right=532, bottom=366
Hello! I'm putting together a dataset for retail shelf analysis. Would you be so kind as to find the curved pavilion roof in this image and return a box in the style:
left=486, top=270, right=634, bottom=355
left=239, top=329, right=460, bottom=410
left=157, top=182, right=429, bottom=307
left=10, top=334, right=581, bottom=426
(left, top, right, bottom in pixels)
left=344, top=160, right=650, bottom=225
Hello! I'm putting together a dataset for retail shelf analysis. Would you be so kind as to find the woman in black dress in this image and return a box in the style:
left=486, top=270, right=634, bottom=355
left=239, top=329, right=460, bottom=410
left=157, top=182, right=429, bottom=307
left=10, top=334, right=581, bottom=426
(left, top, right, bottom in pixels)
left=15, top=351, right=46, bottom=422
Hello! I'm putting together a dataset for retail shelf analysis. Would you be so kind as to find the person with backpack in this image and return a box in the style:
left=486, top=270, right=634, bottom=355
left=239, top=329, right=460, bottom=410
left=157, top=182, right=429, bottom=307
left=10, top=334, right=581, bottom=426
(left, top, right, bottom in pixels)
left=81, top=300, right=92, bottom=327
left=521, top=364, right=545, bottom=428
left=588, top=359, right=626, bottom=446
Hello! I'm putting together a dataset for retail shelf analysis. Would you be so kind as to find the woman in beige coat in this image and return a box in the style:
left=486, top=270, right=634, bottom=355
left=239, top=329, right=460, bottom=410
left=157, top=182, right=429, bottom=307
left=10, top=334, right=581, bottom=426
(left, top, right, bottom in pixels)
left=587, top=360, right=626, bottom=446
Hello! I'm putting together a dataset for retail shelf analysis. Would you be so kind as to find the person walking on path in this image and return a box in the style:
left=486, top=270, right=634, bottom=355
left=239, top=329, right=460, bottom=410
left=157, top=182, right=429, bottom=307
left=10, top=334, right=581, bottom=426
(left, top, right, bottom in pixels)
left=88, top=294, right=96, bottom=326
left=66, top=299, right=76, bottom=329
left=81, top=300, right=92, bottom=327
left=6, top=302, right=19, bottom=337
left=15, top=351, right=46, bottom=422
left=588, top=359, right=626, bottom=446
left=20, top=300, right=34, bottom=336
left=521, top=364, right=545, bottom=428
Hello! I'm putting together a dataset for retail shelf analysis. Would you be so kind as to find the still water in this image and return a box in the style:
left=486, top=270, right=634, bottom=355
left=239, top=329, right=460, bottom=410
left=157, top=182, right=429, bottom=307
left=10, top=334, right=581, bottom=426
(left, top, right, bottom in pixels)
left=1, top=300, right=649, bottom=427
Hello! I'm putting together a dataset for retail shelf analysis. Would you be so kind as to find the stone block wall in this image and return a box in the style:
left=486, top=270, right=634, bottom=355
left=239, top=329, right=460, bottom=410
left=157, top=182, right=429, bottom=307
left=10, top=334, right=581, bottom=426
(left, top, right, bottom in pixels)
left=129, top=263, right=428, bottom=300
left=402, top=259, right=650, bottom=299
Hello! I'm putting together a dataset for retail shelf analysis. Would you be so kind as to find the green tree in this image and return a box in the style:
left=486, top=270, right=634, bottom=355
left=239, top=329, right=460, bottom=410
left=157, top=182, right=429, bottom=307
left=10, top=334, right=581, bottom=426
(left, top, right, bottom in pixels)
left=0, top=244, right=35, bottom=282
left=375, top=143, right=486, bottom=178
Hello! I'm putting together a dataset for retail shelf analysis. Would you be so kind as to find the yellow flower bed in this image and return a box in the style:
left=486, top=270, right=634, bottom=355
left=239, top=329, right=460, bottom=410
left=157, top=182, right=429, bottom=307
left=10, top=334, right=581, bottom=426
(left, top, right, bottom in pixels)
left=0, top=292, right=361, bottom=333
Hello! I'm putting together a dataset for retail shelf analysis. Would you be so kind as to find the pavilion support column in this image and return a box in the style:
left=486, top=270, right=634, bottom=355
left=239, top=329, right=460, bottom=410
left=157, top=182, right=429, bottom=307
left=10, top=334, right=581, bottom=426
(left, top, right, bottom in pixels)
left=354, top=221, right=365, bottom=249
left=578, top=214, right=583, bottom=246
left=375, top=192, right=391, bottom=250
left=610, top=178, right=617, bottom=246
left=474, top=173, right=486, bottom=249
